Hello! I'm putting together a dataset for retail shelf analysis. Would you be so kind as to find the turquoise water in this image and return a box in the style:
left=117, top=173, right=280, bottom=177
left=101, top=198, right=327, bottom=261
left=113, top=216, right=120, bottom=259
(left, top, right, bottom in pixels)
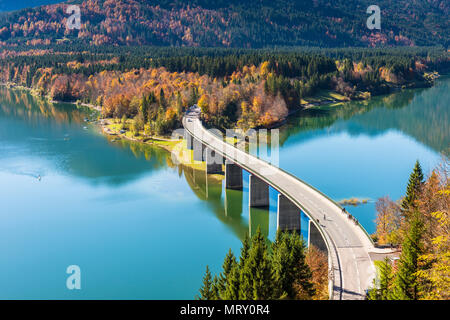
left=278, top=77, right=448, bottom=233
left=0, top=77, right=448, bottom=299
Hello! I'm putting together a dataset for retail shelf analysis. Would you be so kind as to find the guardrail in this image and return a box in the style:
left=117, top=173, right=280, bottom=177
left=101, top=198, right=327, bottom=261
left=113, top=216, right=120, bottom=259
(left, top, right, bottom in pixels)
left=193, top=120, right=374, bottom=247
left=183, top=118, right=345, bottom=299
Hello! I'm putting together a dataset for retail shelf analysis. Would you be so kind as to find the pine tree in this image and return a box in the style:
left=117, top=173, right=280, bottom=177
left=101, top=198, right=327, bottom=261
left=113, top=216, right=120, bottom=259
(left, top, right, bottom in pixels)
left=217, top=249, right=237, bottom=298
left=239, top=233, right=250, bottom=269
left=402, top=160, right=424, bottom=212
left=159, top=88, right=166, bottom=108
left=212, top=275, right=220, bottom=300
left=290, top=232, right=315, bottom=299
left=223, top=264, right=240, bottom=300
left=140, top=93, right=149, bottom=123
left=251, top=228, right=273, bottom=299
left=198, top=266, right=215, bottom=300
left=368, top=257, right=393, bottom=300
left=239, top=227, right=273, bottom=300
left=391, top=214, right=424, bottom=300
left=271, top=231, right=292, bottom=299
left=239, top=252, right=256, bottom=299
left=237, top=233, right=253, bottom=299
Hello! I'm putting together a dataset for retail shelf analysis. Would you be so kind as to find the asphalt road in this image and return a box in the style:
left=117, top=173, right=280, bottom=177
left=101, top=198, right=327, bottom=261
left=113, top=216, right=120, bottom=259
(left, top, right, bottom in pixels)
left=183, top=116, right=378, bottom=300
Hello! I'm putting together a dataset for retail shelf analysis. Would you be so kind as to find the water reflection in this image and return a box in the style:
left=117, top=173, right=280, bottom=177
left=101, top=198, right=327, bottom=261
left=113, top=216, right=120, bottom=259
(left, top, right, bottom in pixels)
left=1, top=77, right=448, bottom=240
left=0, top=88, right=260, bottom=243
left=249, top=207, right=270, bottom=238
left=0, top=87, right=171, bottom=184
left=224, top=188, right=243, bottom=219
left=183, top=166, right=250, bottom=241
left=280, top=77, right=449, bottom=155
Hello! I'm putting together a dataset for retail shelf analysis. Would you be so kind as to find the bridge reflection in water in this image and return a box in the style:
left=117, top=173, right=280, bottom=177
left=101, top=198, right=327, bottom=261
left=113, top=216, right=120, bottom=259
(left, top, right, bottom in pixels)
left=182, top=115, right=380, bottom=301
left=181, top=163, right=281, bottom=242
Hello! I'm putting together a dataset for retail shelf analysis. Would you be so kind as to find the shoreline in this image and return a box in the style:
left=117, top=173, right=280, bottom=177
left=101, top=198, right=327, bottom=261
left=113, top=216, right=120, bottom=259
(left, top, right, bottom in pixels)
left=1, top=73, right=442, bottom=145
left=1, top=82, right=225, bottom=181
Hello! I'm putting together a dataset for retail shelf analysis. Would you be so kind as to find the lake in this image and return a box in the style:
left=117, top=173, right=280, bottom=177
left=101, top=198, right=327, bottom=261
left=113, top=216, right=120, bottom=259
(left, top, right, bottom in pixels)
left=0, top=77, right=448, bottom=299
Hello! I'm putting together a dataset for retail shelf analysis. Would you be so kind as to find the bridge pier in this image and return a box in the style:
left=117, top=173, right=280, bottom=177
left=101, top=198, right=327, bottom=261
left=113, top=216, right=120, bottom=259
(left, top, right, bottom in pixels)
left=193, top=138, right=205, bottom=161
left=277, top=194, right=301, bottom=232
left=308, top=220, right=328, bottom=254
left=206, top=148, right=222, bottom=174
left=184, top=130, right=193, bottom=150
left=225, top=160, right=243, bottom=190
left=249, top=174, right=269, bottom=207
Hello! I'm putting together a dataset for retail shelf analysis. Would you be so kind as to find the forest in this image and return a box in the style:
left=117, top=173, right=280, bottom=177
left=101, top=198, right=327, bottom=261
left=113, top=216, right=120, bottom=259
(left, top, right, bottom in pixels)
left=0, top=0, right=448, bottom=48
left=370, top=160, right=449, bottom=300
left=197, top=229, right=329, bottom=300
left=198, top=159, right=449, bottom=301
left=1, top=45, right=449, bottom=134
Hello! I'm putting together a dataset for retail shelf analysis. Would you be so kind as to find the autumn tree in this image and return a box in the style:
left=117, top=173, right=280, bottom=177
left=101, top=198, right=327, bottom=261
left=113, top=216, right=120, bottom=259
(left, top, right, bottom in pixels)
left=375, top=196, right=403, bottom=246
left=198, top=94, right=209, bottom=115
left=305, top=245, right=329, bottom=300
left=416, top=164, right=449, bottom=300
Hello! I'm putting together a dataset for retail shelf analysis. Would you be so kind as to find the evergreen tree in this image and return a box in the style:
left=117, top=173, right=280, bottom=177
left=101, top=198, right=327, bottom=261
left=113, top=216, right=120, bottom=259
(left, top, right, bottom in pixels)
left=239, top=248, right=256, bottom=299
left=271, top=231, right=292, bottom=299
left=272, top=231, right=314, bottom=299
left=402, top=160, right=424, bottom=212
left=223, top=264, right=240, bottom=300
left=217, top=249, right=237, bottom=298
left=391, top=214, right=424, bottom=300
left=140, top=93, right=149, bottom=123
left=368, top=257, right=393, bottom=300
left=290, top=232, right=315, bottom=299
left=239, top=227, right=273, bottom=300
left=159, top=88, right=166, bottom=108
left=236, top=233, right=251, bottom=299
left=239, top=233, right=250, bottom=269
left=175, top=91, right=183, bottom=114
left=188, top=87, right=198, bottom=106
left=212, top=275, right=220, bottom=300
left=198, top=265, right=215, bottom=300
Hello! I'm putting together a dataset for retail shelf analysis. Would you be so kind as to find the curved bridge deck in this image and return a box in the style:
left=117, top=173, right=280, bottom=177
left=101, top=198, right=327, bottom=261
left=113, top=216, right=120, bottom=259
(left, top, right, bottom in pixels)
left=183, top=116, right=376, bottom=300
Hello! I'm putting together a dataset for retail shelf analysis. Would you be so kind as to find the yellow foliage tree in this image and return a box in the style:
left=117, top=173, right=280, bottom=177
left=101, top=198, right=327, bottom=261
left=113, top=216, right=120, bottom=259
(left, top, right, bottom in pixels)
left=416, top=186, right=450, bottom=300
left=258, top=111, right=275, bottom=128
left=198, top=94, right=209, bottom=114
left=260, top=61, right=270, bottom=79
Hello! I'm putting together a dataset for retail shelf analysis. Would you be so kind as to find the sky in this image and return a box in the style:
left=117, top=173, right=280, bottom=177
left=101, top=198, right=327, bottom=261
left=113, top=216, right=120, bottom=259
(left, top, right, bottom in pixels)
left=0, top=0, right=63, bottom=12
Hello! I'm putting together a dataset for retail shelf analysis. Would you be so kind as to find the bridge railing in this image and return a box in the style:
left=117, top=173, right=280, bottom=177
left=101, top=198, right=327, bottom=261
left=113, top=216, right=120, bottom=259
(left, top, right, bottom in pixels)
left=184, top=117, right=344, bottom=299
left=276, top=167, right=375, bottom=246
left=192, top=119, right=374, bottom=247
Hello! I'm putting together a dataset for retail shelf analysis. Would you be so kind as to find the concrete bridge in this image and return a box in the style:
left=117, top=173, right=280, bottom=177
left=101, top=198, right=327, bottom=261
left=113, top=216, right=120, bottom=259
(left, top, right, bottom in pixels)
left=182, top=115, right=377, bottom=300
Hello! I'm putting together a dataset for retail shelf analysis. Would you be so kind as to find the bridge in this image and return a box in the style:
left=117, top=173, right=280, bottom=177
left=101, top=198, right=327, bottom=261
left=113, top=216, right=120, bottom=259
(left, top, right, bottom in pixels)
left=182, top=113, right=377, bottom=300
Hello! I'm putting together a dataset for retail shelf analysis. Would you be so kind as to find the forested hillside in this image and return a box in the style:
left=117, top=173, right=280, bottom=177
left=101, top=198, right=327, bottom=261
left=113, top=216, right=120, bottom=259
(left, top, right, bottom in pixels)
left=1, top=45, right=448, bottom=133
left=0, top=0, right=62, bottom=12
left=0, top=0, right=448, bottom=48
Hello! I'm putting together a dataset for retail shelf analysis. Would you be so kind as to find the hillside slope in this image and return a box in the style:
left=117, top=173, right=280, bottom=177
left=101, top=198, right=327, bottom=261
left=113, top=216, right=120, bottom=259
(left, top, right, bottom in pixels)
left=0, top=0, right=448, bottom=48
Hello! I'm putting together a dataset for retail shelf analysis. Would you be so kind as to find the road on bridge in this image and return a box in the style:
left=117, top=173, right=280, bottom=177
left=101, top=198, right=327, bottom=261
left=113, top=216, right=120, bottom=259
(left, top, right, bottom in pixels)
left=183, top=115, right=378, bottom=300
